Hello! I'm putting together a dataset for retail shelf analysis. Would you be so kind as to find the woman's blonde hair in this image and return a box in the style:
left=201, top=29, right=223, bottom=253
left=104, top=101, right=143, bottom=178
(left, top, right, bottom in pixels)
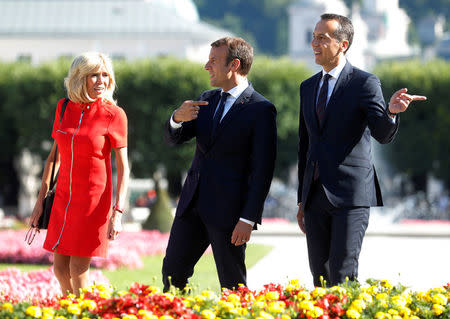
left=64, top=52, right=116, bottom=104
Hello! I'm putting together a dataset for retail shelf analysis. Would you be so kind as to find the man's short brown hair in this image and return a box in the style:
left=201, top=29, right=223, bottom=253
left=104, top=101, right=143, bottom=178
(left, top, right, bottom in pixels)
left=211, top=37, right=254, bottom=75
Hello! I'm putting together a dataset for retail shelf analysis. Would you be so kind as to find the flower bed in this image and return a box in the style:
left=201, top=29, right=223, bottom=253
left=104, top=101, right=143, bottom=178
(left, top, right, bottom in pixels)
left=0, top=267, right=109, bottom=302
left=0, top=279, right=448, bottom=319
left=0, top=230, right=170, bottom=270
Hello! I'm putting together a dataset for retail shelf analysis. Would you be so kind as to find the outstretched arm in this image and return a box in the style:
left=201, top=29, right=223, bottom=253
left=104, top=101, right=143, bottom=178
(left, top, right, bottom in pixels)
left=387, top=88, right=427, bottom=115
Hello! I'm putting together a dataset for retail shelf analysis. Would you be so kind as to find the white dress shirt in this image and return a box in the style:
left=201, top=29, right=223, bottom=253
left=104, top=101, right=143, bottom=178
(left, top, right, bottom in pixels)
left=170, top=79, right=255, bottom=227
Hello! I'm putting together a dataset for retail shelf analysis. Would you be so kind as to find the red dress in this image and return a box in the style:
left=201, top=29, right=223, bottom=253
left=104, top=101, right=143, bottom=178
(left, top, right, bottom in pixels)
left=43, top=98, right=127, bottom=257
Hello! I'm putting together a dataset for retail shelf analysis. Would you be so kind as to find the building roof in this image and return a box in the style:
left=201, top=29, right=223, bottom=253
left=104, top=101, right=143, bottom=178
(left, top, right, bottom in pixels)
left=0, top=0, right=228, bottom=40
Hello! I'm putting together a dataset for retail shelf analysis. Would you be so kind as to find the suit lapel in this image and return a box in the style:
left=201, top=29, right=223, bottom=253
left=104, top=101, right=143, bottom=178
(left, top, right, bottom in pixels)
left=308, top=72, right=322, bottom=133
left=210, top=84, right=254, bottom=143
left=321, top=62, right=353, bottom=129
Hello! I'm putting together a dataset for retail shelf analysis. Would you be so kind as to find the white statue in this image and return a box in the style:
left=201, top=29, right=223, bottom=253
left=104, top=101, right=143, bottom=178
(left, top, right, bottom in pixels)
left=14, top=149, right=42, bottom=219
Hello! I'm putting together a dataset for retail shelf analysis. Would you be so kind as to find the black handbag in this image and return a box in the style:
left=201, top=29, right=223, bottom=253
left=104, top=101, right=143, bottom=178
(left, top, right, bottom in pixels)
left=38, top=98, right=69, bottom=229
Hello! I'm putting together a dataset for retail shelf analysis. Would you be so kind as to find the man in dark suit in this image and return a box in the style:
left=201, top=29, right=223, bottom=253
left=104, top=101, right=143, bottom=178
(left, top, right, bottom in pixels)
left=163, top=37, right=277, bottom=291
left=297, top=13, right=426, bottom=287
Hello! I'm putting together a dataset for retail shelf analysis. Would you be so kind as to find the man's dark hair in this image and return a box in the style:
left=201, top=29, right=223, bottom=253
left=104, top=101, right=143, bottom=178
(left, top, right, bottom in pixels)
left=211, top=37, right=254, bottom=75
left=321, top=13, right=354, bottom=53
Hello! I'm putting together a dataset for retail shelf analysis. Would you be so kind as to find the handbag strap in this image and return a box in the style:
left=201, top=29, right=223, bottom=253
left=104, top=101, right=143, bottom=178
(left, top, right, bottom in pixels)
left=49, top=98, right=69, bottom=189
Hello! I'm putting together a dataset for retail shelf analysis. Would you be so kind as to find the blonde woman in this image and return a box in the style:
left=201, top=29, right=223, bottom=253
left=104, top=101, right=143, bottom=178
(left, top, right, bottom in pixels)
left=30, top=52, right=129, bottom=295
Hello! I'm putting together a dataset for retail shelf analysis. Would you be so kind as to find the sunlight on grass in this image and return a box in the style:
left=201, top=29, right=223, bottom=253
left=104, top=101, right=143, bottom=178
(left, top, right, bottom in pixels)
left=0, top=243, right=273, bottom=294
left=104, top=243, right=273, bottom=293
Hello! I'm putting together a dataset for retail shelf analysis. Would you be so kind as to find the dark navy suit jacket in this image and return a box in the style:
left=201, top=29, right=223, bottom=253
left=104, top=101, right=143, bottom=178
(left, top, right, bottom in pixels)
left=298, top=62, right=399, bottom=209
left=165, top=84, right=277, bottom=231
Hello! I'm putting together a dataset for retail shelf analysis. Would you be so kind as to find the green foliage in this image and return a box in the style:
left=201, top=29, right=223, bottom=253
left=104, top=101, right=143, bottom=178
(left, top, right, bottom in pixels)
left=250, top=58, right=312, bottom=178
left=0, top=57, right=312, bottom=202
left=374, top=59, right=450, bottom=188
left=142, top=182, right=174, bottom=232
left=399, top=0, right=450, bottom=32
left=193, top=0, right=297, bottom=55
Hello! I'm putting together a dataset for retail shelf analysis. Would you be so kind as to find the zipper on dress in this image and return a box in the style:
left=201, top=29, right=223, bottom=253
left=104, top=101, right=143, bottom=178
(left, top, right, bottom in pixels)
left=52, top=110, right=85, bottom=251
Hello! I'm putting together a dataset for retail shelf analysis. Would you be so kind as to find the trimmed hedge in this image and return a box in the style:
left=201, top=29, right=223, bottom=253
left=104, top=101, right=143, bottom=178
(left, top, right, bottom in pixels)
left=1, top=58, right=449, bottom=205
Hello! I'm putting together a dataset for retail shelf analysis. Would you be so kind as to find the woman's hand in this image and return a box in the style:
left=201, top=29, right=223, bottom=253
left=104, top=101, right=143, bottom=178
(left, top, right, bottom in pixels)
left=107, top=211, right=123, bottom=240
left=29, top=197, right=44, bottom=228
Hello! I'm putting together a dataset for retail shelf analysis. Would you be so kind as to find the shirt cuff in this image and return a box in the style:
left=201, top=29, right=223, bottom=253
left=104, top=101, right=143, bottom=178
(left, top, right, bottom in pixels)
left=170, top=112, right=183, bottom=129
left=240, top=217, right=255, bottom=227
left=388, top=114, right=397, bottom=123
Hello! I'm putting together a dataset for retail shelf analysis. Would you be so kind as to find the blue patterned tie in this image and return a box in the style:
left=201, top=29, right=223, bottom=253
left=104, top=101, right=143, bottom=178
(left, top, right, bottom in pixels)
left=211, top=92, right=230, bottom=137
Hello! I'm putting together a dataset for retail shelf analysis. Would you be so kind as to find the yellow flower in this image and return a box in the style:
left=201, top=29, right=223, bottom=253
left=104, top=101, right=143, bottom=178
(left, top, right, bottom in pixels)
left=376, top=293, right=388, bottom=300
left=410, top=316, right=420, bottom=319
left=159, top=316, right=174, bottom=319
left=202, top=290, right=217, bottom=299
left=286, top=279, right=301, bottom=291
left=227, top=294, right=241, bottom=305
left=99, top=290, right=111, bottom=299
left=162, top=292, right=175, bottom=301
left=59, top=299, right=72, bottom=307
left=219, top=301, right=234, bottom=312
left=80, top=299, right=97, bottom=311
left=117, top=290, right=129, bottom=296
left=201, top=309, right=216, bottom=319
left=267, top=301, right=285, bottom=313
left=281, top=315, right=291, bottom=319
left=67, top=304, right=81, bottom=315
left=146, top=286, right=161, bottom=295
left=195, top=295, right=206, bottom=304
left=55, top=316, right=66, bottom=319
left=346, top=308, right=361, bottom=319
left=367, top=285, right=379, bottom=295
left=299, top=300, right=315, bottom=312
left=244, top=293, right=256, bottom=303
left=95, top=283, right=110, bottom=291
left=312, top=287, right=326, bottom=298
left=42, top=314, right=53, bottom=319
left=42, top=307, right=55, bottom=315
left=1, top=302, right=13, bottom=312
left=387, top=309, right=399, bottom=316
left=307, top=306, right=324, bottom=318
left=253, top=301, right=266, bottom=309
left=380, top=280, right=392, bottom=289
left=239, top=308, right=249, bottom=316
left=297, top=291, right=311, bottom=300
left=350, top=299, right=366, bottom=312
left=265, top=291, right=280, bottom=301
left=359, top=292, right=373, bottom=304
left=375, top=311, right=386, bottom=319
left=258, top=311, right=274, bottom=319
left=81, top=286, right=93, bottom=293
left=392, top=296, right=407, bottom=308
left=140, top=311, right=158, bottom=319
left=432, top=304, right=445, bottom=316
left=399, top=306, right=411, bottom=317
left=330, top=286, right=347, bottom=296
left=122, top=315, right=138, bottom=319
left=432, top=293, right=448, bottom=306
left=26, top=306, right=42, bottom=318
left=193, top=305, right=200, bottom=312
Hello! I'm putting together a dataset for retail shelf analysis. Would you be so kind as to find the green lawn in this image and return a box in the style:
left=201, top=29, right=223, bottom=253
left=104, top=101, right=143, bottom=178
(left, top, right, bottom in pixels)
left=0, top=243, right=272, bottom=294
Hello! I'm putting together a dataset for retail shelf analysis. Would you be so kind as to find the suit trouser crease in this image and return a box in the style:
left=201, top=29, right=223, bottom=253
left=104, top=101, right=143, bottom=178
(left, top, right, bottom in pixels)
left=162, top=198, right=247, bottom=291
left=304, top=181, right=369, bottom=286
